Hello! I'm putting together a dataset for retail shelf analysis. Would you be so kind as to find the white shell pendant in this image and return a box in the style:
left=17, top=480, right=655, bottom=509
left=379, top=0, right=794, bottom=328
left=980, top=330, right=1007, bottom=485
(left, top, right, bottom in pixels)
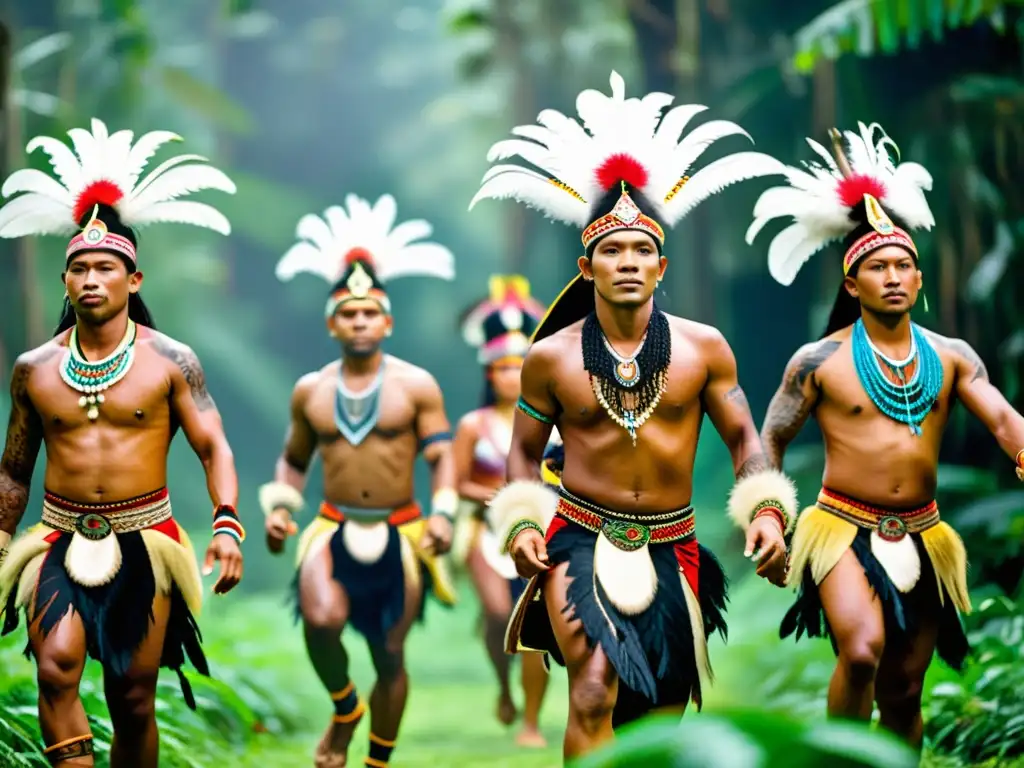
left=869, top=531, right=921, bottom=593
left=342, top=521, right=390, bottom=565
left=65, top=531, right=123, bottom=587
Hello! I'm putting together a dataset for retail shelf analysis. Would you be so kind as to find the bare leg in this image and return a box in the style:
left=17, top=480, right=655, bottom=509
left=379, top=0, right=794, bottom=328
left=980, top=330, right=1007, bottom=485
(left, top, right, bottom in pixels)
left=363, top=566, right=424, bottom=766
left=874, top=580, right=940, bottom=751
left=516, top=652, right=549, bottom=747
left=464, top=541, right=516, bottom=725
left=544, top=562, right=618, bottom=761
left=299, top=543, right=357, bottom=765
left=29, top=599, right=93, bottom=767
left=818, top=550, right=886, bottom=721
left=105, top=593, right=172, bottom=768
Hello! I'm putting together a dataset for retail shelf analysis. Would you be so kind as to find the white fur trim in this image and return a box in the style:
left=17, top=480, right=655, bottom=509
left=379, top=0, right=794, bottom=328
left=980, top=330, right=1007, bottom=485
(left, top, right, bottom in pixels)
left=342, top=521, right=390, bottom=565
left=870, top=532, right=921, bottom=593
left=726, top=469, right=799, bottom=534
left=480, top=528, right=520, bottom=580
left=65, top=531, right=122, bottom=587
left=259, top=481, right=305, bottom=517
left=486, top=481, right=559, bottom=553
left=594, top=536, right=657, bottom=615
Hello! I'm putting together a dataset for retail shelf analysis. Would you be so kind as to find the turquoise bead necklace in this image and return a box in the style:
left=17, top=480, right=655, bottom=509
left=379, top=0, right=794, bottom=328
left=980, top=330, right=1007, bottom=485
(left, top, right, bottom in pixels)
left=851, top=318, right=942, bottom=436
left=59, top=320, right=138, bottom=421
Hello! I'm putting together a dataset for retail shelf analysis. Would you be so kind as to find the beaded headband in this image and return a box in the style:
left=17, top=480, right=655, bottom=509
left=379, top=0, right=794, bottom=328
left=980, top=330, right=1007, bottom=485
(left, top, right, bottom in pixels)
left=581, top=185, right=665, bottom=250
left=66, top=214, right=138, bottom=265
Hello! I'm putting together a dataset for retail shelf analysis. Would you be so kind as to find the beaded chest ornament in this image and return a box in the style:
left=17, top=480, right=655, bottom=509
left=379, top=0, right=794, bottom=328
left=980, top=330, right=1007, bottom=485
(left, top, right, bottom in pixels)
left=851, top=318, right=942, bottom=436
left=59, top=320, right=138, bottom=421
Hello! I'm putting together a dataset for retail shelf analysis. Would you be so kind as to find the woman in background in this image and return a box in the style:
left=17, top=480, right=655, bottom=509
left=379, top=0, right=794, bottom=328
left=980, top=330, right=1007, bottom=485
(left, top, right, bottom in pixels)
left=452, top=276, right=552, bottom=748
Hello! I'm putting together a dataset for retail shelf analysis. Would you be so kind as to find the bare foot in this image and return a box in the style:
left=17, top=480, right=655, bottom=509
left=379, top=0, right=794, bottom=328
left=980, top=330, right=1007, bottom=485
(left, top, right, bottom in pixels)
left=515, top=726, right=547, bottom=748
left=497, top=693, right=518, bottom=726
left=314, top=710, right=363, bottom=767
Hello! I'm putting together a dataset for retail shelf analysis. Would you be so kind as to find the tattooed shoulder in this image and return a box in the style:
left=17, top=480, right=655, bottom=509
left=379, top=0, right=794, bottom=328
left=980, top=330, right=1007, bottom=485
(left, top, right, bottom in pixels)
left=10, top=344, right=61, bottom=399
left=150, top=333, right=216, bottom=411
left=786, top=339, right=842, bottom=391
left=922, top=330, right=988, bottom=383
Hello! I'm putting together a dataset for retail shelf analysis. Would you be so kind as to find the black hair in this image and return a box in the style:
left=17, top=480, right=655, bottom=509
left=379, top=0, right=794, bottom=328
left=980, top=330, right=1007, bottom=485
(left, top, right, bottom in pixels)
left=583, top=183, right=664, bottom=259
left=54, top=204, right=154, bottom=336
left=820, top=200, right=917, bottom=338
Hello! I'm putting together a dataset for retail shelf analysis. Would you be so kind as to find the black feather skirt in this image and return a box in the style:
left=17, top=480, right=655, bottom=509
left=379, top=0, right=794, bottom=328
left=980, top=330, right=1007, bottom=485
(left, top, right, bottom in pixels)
left=780, top=527, right=969, bottom=671
left=523, top=520, right=728, bottom=729
left=1, top=530, right=208, bottom=710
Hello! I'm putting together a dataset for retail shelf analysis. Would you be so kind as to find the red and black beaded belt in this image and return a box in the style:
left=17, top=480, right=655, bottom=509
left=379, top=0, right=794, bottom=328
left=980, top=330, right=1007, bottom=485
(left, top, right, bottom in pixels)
left=319, top=500, right=422, bottom=527
left=41, top=488, right=172, bottom=538
left=816, top=488, right=939, bottom=541
left=556, top=487, right=695, bottom=551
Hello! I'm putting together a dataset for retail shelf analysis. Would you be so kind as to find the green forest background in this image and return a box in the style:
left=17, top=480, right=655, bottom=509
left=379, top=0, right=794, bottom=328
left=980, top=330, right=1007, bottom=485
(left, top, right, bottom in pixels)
left=0, top=0, right=1023, bottom=766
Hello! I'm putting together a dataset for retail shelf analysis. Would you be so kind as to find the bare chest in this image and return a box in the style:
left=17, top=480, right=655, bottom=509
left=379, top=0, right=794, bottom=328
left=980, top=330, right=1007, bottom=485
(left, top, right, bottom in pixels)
left=553, top=347, right=706, bottom=427
left=30, top=354, right=172, bottom=432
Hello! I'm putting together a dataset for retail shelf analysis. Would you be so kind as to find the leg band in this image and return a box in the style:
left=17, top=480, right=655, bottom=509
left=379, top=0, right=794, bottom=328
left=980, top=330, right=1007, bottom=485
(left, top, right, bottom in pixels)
left=330, top=681, right=365, bottom=723
left=366, top=732, right=396, bottom=766
left=44, top=735, right=94, bottom=764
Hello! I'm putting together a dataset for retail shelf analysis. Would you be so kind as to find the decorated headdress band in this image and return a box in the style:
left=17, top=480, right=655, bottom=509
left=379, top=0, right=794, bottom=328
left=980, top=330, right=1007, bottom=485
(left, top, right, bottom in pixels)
left=461, top=275, right=546, bottom=365
left=469, top=71, right=785, bottom=250
left=0, top=118, right=236, bottom=264
left=274, top=193, right=455, bottom=317
left=745, top=122, right=935, bottom=286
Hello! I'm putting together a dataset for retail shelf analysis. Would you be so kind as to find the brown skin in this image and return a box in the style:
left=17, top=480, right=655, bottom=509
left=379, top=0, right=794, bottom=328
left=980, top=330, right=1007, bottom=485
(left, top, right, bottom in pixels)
left=0, top=251, right=241, bottom=768
left=264, top=298, right=455, bottom=763
left=761, top=245, right=1024, bottom=749
left=506, top=230, right=785, bottom=760
left=452, top=359, right=549, bottom=746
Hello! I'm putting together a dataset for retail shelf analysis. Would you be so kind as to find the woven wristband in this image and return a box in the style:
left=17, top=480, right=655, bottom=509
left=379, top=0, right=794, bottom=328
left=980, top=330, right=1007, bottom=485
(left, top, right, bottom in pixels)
left=213, top=505, right=245, bottom=543
left=503, top=519, right=543, bottom=554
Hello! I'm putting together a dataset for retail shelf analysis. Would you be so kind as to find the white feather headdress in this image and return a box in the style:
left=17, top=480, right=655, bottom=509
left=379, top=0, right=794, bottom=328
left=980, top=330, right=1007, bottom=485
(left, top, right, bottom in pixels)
left=275, top=193, right=455, bottom=315
left=0, top=118, right=236, bottom=263
left=469, top=70, right=786, bottom=246
left=745, top=122, right=935, bottom=286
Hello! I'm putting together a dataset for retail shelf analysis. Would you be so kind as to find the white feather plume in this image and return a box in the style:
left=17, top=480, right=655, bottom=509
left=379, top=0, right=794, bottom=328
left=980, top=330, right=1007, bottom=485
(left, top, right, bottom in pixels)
left=470, top=70, right=784, bottom=228
left=746, top=121, right=936, bottom=286
left=0, top=117, right=235, bottom=240
left=275, top=194, right=456, bottom=286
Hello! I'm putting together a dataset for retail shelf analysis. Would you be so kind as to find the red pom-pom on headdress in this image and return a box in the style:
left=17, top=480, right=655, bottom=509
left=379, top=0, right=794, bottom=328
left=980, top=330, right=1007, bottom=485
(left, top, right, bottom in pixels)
left=836, top=174, right=886, bottom=209
left=72, top=180, right=125, bottom=224
left=343, top=246, right=375, bottom=266
left=596, top=154, right=648, bottom=192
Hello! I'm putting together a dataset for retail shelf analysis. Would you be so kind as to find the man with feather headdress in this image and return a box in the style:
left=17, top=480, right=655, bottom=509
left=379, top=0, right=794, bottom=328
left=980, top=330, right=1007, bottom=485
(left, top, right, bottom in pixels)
left=470, top=72, right=800, bottom=758
left=260, top=193, right=459, bottom=768
left=0, top=120, right=243, bottom=767
left=752, top=123, right=1024, bottom=749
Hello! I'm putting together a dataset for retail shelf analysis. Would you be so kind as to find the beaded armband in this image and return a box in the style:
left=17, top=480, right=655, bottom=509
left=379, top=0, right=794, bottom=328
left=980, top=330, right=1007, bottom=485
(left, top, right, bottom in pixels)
left=726, top=469, right=799, bottom=536
left=212, top=505, right=246, bottom=544
left=752, top=499, right=787, bottom=533
left=503, top=519, right=544, bottom=554
left=517, top=396, right=555, bottom=425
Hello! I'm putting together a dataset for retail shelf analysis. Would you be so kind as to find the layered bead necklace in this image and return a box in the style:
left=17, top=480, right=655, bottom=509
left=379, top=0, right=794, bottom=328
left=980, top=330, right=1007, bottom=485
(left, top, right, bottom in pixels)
left=851, top=318, right=943, bottom=436
left=59, top=320, right=138, bottom=421
left=582, top=307, right=670, bottom=447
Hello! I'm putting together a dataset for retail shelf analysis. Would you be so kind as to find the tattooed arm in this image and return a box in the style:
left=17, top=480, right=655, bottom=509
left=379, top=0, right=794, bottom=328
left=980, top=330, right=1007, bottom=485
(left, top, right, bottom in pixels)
left=941, top=336, right=1024, bottom=470
left=0, top=356, right=44, bottom=540
left=700, top=329, right=768, bottom=479
left=760, top=340, right=838, bottom=470
left=156, top=335, right=238, bottom=510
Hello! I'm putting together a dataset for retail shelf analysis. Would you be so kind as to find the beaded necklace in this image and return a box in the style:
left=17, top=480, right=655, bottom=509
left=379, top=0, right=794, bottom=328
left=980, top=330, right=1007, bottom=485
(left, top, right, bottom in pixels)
left=59, top=320, right=138, bottom=421
left=851, top=318, right=942, bottom=436
left=334, top=359, right=386, bottom=446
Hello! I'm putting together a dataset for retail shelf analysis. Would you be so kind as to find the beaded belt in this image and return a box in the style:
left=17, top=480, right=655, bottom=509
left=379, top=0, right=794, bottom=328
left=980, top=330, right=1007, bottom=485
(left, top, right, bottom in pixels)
left=557, top=487, right=695, bottom=551
left=816, top=488, right=939, bottom=541
left=41, top=488, right=172, bottom=539
left=319, top=500, right=422, bottom=526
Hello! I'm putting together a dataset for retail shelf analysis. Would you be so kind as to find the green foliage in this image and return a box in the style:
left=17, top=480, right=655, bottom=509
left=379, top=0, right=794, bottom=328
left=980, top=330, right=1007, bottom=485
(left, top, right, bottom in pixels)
left=926, top=595, right=1024, bottom=762
left=573, top=711, right=919, bottom=768
left=792, top=0, right=1019, bottom=73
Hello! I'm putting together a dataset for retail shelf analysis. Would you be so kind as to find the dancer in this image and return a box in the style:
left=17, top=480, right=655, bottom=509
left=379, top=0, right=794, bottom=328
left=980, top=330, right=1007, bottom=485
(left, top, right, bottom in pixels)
left=470, top=72, right=799, bottom=760
left=261, top=193, right=459, bottom=768
left=453, top=275, right=550, bottom=746
left=751, top=123, right=1024, bottom=749
left=0, top=119, right=242, bottom=767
